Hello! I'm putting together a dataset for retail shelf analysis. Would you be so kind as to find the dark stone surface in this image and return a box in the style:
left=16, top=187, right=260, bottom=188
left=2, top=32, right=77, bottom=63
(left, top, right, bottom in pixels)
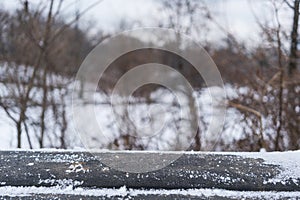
left=0, top=150, right=299, bottom=196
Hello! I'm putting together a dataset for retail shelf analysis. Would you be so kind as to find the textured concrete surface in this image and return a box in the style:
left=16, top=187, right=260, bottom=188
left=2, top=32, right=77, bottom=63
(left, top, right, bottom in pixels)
left=0, top=150, right=299, bottom=199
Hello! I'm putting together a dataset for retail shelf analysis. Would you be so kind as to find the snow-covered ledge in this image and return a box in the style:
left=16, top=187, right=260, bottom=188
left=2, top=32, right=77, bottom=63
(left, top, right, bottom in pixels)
left=0, top=150, right=299, bottom=199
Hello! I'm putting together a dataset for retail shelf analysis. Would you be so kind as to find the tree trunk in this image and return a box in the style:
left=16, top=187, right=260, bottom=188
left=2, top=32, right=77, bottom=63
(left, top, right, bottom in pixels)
left=16, top=121, right=22, bottom=148
left=288, top=0, right=300, bottom=75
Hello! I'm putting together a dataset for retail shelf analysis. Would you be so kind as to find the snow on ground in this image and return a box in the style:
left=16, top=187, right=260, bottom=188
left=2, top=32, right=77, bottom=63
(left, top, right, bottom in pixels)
left=0, top=110, right=14, bottom=148
left=0, top=61, right=263, bottom=151
left=0, top=74, right=246, bottom=150
left=0, top=62, right=293, bottom=151
left=0, top=186, right=299, bottom=198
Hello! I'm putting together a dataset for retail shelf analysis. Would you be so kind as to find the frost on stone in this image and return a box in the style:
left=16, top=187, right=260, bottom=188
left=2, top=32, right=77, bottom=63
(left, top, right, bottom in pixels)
left=66, top=162, right=89, bottom=174
left=27, top=163, right=34, bottom=166
left=38, top=178, right=83, bottom=189
left=0, top=186, right=300, bottom=198
left=238, top=151, right=300, bottom=187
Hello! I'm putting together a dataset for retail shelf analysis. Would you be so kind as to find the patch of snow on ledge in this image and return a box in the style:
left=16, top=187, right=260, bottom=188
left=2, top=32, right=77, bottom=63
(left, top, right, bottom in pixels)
left=0, top=186, right=299, bottom=198
left=212, top=150, right=300, bottom=184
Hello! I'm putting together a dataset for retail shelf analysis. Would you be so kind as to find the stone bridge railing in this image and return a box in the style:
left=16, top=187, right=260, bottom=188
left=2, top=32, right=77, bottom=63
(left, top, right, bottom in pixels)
left=0, top=150, right=299, bottom=199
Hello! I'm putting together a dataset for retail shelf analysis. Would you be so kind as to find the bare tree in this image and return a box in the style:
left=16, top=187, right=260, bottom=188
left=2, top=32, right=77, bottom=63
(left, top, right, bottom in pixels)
left=285, top=0, right=300, bottom=75
left=160, top=0, right=210, bottom=151
left=0, top=0, right=98, bottom=148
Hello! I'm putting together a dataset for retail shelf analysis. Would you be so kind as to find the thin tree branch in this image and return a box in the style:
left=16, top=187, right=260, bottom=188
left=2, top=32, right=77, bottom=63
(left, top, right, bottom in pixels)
left=283, top=0, right=295, bottom=9
left=49, top=0, right=103, bottom=45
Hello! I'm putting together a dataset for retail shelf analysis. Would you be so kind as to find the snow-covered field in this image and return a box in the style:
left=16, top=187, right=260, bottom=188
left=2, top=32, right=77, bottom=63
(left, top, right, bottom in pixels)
left=0, top=76, right=249, bottom=151
left=0, top=63, right=297, bottom=151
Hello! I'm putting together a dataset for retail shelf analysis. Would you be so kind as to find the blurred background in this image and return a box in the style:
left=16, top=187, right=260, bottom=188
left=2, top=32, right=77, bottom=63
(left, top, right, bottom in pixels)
left=0, top=0, right=299, bottom=151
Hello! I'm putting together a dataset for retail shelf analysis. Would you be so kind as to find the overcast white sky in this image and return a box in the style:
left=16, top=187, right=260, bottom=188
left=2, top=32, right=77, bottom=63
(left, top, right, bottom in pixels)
left=1, top=0, right=292, bottom=45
